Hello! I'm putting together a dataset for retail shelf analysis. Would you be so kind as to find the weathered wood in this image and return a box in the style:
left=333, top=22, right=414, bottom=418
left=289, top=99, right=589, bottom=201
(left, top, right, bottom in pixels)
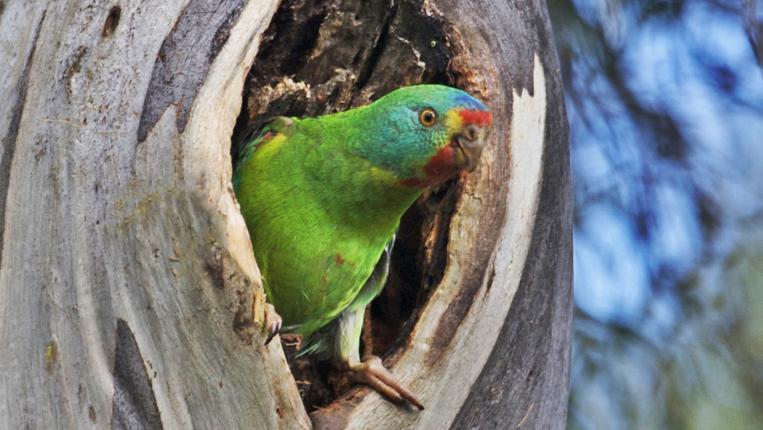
left=1, top=0, right=570, bottom=428
left=0, top=1, right=309, bottom=428
left=448, top=2, right=573, bottom=428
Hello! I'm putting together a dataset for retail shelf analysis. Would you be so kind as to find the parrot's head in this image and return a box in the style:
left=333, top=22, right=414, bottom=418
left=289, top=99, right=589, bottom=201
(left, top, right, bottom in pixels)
left=358, top=84, right=492, bottom=187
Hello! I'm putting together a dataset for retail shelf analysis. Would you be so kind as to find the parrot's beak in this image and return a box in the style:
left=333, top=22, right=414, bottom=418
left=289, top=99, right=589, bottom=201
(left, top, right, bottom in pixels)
left=452, top=124, right=489, bottom=172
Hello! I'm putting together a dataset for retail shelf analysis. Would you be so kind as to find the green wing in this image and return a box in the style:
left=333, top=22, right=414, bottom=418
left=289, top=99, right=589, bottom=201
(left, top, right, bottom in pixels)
left=234, top=112, right=405, bottom=341
left=297, top=237, right=395, bottom=360
left=232, top=116, right=293, bottom=191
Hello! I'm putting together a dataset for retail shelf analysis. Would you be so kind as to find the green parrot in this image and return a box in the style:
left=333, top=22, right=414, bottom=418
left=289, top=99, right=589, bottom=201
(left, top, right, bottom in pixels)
left=233, top=84, right=492, bottom=409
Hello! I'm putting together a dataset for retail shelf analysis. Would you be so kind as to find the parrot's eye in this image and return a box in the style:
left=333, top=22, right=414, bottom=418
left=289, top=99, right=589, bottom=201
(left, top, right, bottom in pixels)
left=418, top=108, right=437, bottom=127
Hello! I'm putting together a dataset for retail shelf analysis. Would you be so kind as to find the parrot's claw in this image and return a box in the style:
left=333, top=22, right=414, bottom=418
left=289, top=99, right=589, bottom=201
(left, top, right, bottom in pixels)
left=348, top=355, right=424, bottom=410
left=263, top=303, right=282, bottom=345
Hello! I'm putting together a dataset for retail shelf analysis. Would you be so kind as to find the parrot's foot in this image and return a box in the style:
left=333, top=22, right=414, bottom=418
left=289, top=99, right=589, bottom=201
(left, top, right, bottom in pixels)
left=347, top=355, right=424, bottom=410
left=263, top=303, right=282, bottom=345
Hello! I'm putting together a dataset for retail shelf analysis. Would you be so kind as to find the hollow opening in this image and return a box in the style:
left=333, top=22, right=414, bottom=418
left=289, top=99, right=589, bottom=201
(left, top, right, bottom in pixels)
left=231, top=0, right=467, bottom=411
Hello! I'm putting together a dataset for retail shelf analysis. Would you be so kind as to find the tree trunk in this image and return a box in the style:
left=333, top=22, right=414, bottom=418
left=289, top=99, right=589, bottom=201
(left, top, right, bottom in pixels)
left=0, top=0, right=570, bottom=429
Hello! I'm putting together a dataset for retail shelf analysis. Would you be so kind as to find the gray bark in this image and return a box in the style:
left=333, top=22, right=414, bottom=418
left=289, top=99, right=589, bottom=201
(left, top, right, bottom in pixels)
left=0, top=0, right=571, bottom=429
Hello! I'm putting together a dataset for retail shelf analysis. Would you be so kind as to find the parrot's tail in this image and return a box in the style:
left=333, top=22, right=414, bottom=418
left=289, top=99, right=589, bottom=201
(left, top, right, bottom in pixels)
left=295, top=332, right=330, bottom=359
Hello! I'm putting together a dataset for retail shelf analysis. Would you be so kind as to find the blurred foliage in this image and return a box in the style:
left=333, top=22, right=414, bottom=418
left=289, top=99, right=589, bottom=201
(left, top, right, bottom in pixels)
left=547, top=0, right=763, bottom=428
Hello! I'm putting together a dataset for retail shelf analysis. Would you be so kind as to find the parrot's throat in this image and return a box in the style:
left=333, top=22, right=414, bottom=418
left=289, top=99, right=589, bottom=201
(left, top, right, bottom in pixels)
left=399, top=144, right=459, bottom=188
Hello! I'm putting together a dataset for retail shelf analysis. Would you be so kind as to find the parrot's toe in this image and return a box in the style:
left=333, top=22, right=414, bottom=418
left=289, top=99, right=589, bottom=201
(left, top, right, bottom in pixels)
left=347, top=355, right=424, bottom=410
left=263, top=303, right=282, bottom=345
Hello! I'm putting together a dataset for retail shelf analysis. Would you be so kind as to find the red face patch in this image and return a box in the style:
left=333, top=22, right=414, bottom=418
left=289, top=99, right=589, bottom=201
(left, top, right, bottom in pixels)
left=423, top=145, right=456, bottom=177
left=400, top=145, right=458, bottom=187
left=459, top=109, right=492, bottom=127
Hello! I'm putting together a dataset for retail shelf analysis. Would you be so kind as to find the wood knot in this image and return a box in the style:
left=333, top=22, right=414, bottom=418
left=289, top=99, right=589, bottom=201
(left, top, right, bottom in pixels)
left=101, top=5, right=121, bottom=38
